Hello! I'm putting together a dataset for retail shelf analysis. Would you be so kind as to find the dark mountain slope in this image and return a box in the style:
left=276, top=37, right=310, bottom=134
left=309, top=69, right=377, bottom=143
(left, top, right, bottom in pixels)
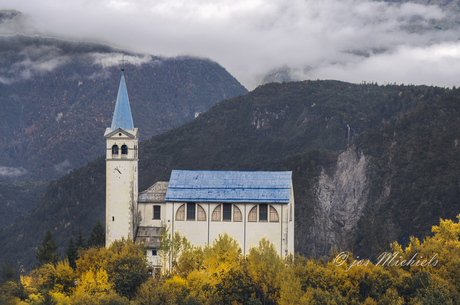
left=0, top=80, right=447, bottom=270
left=355, top=88, right=460, bottom=257
left=138, top=81, right=442, bottom=187
left=0, top=181, right=48, bottom=229
left=0, top=35, right=247, bottom=182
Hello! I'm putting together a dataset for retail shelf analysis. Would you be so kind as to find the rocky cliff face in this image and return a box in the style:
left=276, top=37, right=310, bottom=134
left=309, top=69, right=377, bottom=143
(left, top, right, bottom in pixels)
left=306, top=147, right=369, bottom=257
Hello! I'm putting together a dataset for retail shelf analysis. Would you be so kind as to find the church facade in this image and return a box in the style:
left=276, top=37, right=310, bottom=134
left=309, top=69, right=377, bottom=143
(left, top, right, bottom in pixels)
left=105, top=70, right=295, bottom=268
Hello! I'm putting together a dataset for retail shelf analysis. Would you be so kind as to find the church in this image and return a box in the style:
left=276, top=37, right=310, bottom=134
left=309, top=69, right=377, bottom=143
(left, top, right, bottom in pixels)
left=104, top=68, right=295, bottom=268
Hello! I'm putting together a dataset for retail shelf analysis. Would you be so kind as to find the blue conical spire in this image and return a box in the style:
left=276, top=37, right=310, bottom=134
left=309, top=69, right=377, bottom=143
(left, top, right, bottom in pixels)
left=110, top=72, right=134, bottom=130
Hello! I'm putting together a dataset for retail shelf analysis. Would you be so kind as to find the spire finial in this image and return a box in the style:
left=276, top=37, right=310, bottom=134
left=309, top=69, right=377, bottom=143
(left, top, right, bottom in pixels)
left=119, top=55, right=128, bottom=72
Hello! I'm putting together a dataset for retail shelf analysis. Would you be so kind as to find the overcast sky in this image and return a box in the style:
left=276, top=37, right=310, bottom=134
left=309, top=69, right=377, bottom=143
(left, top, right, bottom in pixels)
left=1, top=0, right=460, bottom=90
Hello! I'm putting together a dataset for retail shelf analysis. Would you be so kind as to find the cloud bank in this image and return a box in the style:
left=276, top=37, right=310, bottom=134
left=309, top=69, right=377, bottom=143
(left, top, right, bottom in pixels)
left=0, top=166, right=27, bottom=178
left=0, top=0, right=459, bottom=89
left=0, top=36, right=155, bottom=84
left=53, top=160, right=73, bottom=174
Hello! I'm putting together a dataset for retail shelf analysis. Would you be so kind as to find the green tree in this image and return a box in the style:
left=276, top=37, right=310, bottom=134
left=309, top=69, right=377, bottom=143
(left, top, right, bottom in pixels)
left=247, top=237, right=285, bottom=304
left=104, top=238, right=148, bottom=299
left=35, top=229, right=60, bottom=267
left=158, top=226, right=191, bottom=274
left=88, top=220, right=105, bottom=248
left=76, top=227, right=86, bottom=250
left=0, top=262, right=15, bottom=283
left=213, top=267, right=258, bottom=304
left=65, top=236, right=78, bottom=270
left=156, top=276, right=190, bottom=304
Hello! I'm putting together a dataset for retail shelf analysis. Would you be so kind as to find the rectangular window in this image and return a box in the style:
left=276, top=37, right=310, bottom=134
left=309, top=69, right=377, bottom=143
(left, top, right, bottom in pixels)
left=223, top=203, right=232, bottom=221
left=153, top=206, right=161, bottom=220
left=259, top=204, right=268, bottom=221
left=152, top=249, right=157, bottom=256
left=187, top=203, right=196, bottom=220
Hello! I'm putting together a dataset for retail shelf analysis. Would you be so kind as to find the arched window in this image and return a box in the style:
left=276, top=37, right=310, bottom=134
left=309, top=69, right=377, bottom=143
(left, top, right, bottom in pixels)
left=112, top=145, right=119, bottom=155
left=233, top=205, right=242, bottom=222
left=248, top=205, right=278, bottom=222
left=270, top=206, right=279, bottom=222
left=248, top=206, right=257, bottom=222
left=176, top=204, right=185, bottom=221
left=121, top=145, right=128, bottom=155
left=212, top=205, right=221, bottom=221
left=197, top=204, right=206, bottom=221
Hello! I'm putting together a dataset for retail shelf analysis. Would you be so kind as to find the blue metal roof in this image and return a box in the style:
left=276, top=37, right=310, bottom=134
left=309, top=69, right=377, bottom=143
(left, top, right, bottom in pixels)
left=165, top=170, right=292, bottom=203
left=110, top=72, right=134, bottom=131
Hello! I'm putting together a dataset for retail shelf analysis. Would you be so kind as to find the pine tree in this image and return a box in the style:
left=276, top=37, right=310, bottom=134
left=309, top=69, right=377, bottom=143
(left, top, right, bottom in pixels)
left=35, top=229, right=60, bottom=267
left=65, top=236, right=78, bottom=270
left=76, top=226, right=86, bottom=250
left=0, top=262, right=15, bottom=283
left=88, top=219, right=105, bottom=248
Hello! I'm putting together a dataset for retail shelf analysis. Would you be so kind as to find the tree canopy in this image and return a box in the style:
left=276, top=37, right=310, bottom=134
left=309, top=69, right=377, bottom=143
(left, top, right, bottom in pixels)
left=35, top=229, right=60, bottom=268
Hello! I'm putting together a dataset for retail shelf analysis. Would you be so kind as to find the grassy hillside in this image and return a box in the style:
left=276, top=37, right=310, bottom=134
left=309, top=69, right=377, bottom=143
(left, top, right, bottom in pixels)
left=0, top=80, right=448, bottom=270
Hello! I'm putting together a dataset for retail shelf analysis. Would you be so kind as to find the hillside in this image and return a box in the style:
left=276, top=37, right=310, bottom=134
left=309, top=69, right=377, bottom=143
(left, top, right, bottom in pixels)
left=0, top=35, right=247, bottom=183
left=0, top=181, right=48, bottom=229
left=354, top=88, right=460, bottom=257
left=0, top=80, right=448, bottom=270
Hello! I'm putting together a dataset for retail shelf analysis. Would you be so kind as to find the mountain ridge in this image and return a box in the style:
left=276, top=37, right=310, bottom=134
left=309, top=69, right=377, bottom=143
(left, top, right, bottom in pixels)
left=0, top=35, right=248, bottom=182
left=0, top=80, right=450, bottom=270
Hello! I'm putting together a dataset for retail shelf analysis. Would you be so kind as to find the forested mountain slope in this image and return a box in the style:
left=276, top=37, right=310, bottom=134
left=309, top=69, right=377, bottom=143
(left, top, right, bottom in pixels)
left=0, top=181, right=48, bottom=228
left=353, top=88, right=460, bottom=257
left=0, top=35, right=247, bottom=182
left=0, top=80, right=450, bottom=270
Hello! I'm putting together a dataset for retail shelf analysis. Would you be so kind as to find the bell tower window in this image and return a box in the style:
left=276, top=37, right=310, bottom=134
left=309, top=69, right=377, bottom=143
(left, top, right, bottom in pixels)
left=121, top=145, right=128, bottom=155
left=112, top=145, right=119, bottom=155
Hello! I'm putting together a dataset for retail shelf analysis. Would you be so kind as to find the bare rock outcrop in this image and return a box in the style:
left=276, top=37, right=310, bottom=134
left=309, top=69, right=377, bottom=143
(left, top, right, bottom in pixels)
left=307, top=147, right=369, bottom=257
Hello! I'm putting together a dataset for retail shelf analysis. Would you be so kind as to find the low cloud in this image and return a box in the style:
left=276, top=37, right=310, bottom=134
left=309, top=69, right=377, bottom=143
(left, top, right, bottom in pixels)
left=300, top=42, right=460, bottom=86
left=0, top=166, right=27, bottom=178
left=0, top=41, right=72, bottom=84
left=0, top=10, right=18, bottom=26
left=53, top=160, right=73, bottom=174
left=1, top=1, right=460, bottom=89
left=0, top=34, right=159, bottom=84
left=90, top=52, right=153, bottom=69
left=0, top=55, right=71, bottom=84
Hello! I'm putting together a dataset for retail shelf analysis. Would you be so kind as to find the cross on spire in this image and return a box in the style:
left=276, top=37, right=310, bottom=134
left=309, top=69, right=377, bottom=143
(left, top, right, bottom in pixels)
left=119, top=55, right=128, bottom=72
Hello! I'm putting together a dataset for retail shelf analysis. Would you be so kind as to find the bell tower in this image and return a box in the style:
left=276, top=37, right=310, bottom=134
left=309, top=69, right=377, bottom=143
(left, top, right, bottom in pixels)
left=104, top=66, right=139, bottom=247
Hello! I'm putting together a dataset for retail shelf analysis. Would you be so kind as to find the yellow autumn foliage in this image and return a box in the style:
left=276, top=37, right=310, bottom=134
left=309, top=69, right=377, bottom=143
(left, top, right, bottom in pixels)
left=74, top=267, right=113, bottom=295
left=3, top=214, right=460, bottom=304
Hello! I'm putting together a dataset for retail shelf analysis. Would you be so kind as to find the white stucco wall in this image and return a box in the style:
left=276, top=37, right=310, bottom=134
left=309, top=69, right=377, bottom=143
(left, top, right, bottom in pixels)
left=105, top=128, right=138, bottom=246
left=166, top=200, right=294, bottom=256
